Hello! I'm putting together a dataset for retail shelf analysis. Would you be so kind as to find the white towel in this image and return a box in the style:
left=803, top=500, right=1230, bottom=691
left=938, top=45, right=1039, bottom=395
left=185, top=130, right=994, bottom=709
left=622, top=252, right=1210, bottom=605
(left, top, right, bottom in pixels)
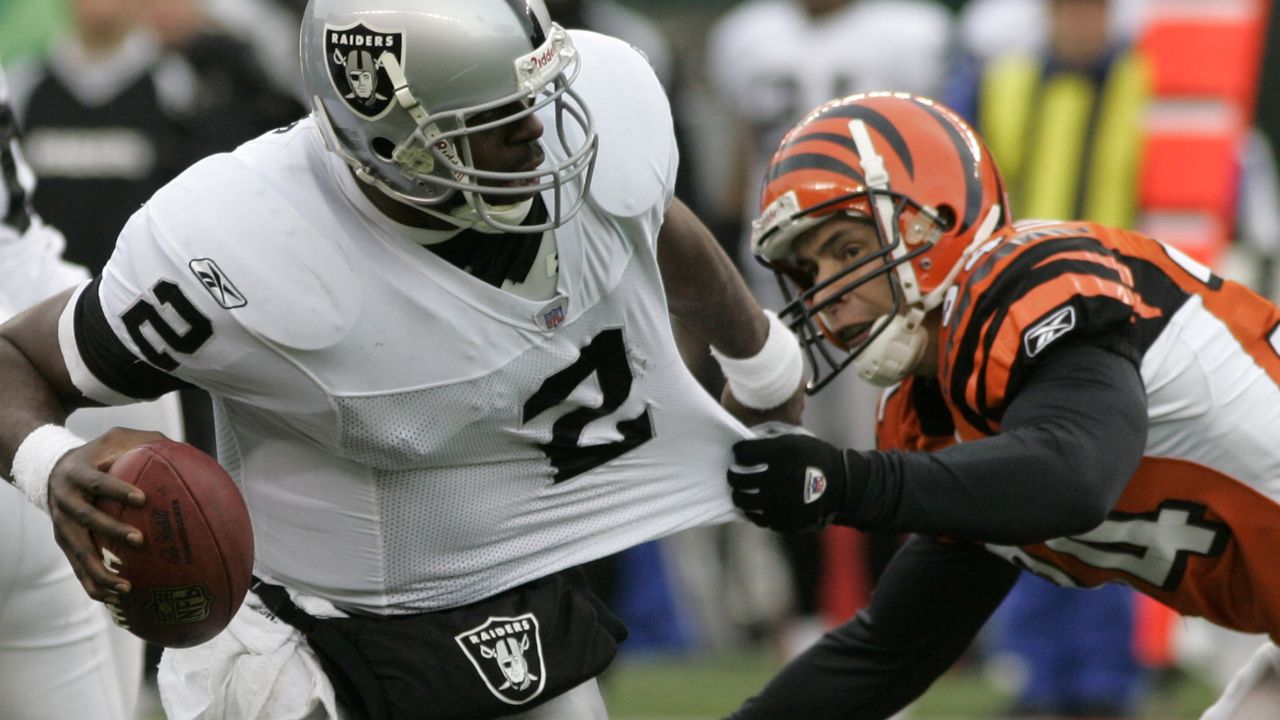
left=157, top=587, right=345, bottom=720
left=1200, top=641, right=1280, bottom=720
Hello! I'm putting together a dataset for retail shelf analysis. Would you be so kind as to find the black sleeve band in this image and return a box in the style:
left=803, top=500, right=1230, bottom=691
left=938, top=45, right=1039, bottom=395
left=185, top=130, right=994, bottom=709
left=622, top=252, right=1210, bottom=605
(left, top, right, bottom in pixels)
left=74, top=277, right=194, bottom=400
left=731, top=536, right=1020, bottom=719
left=851, top=342, right=1146, bottom=544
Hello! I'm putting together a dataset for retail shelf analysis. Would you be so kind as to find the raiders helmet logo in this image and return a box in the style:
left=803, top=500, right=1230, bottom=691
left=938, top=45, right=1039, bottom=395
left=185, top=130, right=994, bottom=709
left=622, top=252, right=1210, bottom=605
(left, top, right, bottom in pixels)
left=323, top=22, right=404, bottom=120
left=455, top=613, right=547, bottom=705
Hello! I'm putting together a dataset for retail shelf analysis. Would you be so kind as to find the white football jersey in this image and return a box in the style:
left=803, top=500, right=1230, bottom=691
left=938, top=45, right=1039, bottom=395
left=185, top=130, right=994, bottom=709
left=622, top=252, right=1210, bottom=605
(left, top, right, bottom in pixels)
left=60, top=32, right=746, bottom=614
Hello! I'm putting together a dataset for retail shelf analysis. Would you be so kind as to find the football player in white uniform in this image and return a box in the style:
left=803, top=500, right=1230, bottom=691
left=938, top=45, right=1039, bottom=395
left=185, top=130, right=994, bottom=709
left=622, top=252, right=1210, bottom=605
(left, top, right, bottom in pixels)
left=0, top=1, right=803, bottom=719
left=0, top=61, right=153, bottom=720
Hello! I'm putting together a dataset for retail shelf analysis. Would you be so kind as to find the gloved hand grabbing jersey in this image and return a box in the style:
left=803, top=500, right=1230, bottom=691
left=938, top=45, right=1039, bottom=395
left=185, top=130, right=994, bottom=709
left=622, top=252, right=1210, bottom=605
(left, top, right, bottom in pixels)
left=728, top=431, right=868, bottom=532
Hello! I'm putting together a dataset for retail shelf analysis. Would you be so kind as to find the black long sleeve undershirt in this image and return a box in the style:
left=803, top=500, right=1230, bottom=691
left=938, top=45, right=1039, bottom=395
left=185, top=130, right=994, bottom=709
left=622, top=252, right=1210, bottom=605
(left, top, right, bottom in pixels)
left=730, top=342, right=1149, bottom=720
left=850, top=342, right=1148, bottom=544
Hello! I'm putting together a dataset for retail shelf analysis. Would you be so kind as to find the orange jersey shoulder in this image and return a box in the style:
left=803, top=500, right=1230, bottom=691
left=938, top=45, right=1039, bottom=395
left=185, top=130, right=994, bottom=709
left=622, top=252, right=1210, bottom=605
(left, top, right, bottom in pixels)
left=937, top=220, right=1280, bottom=438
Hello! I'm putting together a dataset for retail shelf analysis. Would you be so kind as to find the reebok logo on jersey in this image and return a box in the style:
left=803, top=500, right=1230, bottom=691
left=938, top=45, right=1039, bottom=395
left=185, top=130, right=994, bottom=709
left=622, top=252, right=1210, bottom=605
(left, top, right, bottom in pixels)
left=804, top=467, right=827, bottom=504
left=323, top=22, right=403, bottom=120
left=189, top=259, right=247, bottom=309
left=1023, top=305, right=1076, bottom=357
left=456, top=614, right=547, bottom=705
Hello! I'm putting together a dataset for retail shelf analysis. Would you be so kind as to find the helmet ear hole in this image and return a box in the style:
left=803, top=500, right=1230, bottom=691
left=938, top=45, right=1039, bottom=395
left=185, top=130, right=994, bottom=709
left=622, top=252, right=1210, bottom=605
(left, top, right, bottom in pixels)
left=934, top=205, right=957, bottom=232
left=370, top=137, right=396, bottom=162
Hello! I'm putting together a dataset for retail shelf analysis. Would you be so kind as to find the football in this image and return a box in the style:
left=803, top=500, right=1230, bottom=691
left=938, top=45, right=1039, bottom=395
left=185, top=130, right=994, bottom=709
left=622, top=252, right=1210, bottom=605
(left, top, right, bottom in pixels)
left=94, top=438, right=254, bottom=648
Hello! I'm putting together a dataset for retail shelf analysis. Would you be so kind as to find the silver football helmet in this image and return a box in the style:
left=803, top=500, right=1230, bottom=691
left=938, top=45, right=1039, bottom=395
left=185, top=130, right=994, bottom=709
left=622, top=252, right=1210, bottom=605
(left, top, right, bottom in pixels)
left=300, top=0, right=598, bottom=232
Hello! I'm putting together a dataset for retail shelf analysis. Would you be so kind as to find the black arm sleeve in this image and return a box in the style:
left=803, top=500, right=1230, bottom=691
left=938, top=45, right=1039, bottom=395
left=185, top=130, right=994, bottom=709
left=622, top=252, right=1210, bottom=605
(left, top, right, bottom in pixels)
left=849, top=342, right=1147, bottom=544
left=730, top=536, right=1021, bottom=720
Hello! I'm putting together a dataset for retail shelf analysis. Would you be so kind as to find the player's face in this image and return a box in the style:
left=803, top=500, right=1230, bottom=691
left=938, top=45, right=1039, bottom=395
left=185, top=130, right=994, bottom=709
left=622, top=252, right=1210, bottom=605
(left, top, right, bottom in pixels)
left=464, top=100, right=546, bottom=203
left=792, top=214, right=895, bottom=349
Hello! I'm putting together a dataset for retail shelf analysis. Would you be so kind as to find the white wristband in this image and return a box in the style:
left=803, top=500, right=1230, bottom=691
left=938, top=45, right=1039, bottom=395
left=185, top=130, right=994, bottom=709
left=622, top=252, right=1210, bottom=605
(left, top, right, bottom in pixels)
left=11, top=424, right=87, bottom=514
left=710, top=309, right=805, bottom=410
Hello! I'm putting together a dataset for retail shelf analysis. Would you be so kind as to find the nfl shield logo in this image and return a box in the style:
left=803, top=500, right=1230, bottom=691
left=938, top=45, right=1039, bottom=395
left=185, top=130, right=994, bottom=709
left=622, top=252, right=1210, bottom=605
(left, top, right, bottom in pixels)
left=146, top=584, right=213, bottom=625
left=456, top=614, right=547, bottom=705
left=323, top=22, right=404, bottom=120
left=543, top=306, right=565, bottom=329
left=535, top=298, right=569, bottom=330
left=803, top=467, right=828, bottom=505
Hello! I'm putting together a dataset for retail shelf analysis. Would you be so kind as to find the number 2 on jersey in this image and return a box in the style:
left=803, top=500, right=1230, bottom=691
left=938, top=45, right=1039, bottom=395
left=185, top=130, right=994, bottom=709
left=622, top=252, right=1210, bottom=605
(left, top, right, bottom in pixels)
left=121, top=280, right=213, bottom=371
left=522, top=328, right=654, bottom=483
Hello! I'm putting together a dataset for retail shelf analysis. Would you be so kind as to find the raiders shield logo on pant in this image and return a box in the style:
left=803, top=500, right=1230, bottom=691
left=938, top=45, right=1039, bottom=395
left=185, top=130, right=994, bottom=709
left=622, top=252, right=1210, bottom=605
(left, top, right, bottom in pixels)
left=253, top=569, right=625, bottom=719
left=456, top=613, right=547, bottom=705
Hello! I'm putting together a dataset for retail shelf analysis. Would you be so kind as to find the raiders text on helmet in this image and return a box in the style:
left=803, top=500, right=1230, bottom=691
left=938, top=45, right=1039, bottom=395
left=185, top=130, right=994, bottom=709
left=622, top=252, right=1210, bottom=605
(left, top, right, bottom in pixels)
left=300, top=0, right=598, bottom=232
left=751, top=92, right=1010, bottom=389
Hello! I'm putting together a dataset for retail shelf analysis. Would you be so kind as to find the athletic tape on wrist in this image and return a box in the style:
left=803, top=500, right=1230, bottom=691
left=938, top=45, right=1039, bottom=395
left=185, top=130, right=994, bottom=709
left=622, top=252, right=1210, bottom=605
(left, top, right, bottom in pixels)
left=710, top=310, right=804, bottom=410
left=11, top=424, right=86, bottom=514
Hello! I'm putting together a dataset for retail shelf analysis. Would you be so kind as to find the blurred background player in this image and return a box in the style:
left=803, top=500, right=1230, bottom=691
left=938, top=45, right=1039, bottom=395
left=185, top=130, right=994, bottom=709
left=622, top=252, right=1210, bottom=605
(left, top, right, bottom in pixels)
left=143, top=0, right=304, bottom=148
left=6, top=0, right=205, bottom=276
left=0, top=58, right=187, bottom=720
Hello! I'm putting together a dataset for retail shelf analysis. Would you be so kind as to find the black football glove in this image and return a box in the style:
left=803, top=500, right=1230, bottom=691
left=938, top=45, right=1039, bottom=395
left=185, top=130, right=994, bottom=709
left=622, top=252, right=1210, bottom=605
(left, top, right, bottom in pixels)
left=727, top=432, right=867, bottom=532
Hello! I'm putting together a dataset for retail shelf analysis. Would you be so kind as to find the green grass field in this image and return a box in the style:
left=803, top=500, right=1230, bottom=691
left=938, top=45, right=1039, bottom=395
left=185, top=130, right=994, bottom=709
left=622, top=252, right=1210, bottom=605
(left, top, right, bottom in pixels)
left=138, top=646, right=1219, bottom=719
left=599, top=648, right=1220, bottom=719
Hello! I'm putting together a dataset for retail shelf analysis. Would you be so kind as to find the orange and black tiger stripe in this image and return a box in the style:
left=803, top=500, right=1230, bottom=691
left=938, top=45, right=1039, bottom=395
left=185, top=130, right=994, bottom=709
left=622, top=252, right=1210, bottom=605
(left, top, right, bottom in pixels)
left=941, top=222, right=1173, bottom=436
left=761, top=96, right=994, bottom=237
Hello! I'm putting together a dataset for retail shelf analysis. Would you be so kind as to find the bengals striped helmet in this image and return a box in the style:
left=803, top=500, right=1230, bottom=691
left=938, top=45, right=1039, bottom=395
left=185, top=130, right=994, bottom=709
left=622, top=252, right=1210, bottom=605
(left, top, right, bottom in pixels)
left=751, top=93, right=1010, bottom=390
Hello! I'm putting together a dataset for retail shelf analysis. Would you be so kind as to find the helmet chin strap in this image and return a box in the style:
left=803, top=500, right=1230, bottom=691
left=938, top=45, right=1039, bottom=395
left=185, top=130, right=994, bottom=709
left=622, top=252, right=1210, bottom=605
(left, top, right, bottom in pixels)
left=855, top=308, right=928, bottom=387
left=449, top=192, right=535, bottom=234
left=853, top=203, right=1003, bottom=387
left=404, top=190, right=535, bottom=234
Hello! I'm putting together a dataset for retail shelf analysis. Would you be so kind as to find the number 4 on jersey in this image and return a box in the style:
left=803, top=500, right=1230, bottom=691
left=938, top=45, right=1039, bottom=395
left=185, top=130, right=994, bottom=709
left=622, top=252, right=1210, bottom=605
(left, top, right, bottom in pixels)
left=990, top=500, right=1230, bottom=591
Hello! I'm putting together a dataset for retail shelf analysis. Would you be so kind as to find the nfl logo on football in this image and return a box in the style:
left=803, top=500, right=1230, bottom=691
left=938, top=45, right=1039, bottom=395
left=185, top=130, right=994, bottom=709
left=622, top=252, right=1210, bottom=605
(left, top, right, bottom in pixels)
left=147, top=584, right=214, bottom=625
